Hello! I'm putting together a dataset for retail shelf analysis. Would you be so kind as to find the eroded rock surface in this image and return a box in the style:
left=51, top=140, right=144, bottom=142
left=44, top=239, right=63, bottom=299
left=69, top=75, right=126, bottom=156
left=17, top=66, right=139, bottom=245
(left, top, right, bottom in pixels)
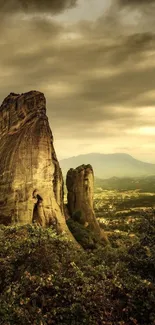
left=0, top=91, right=70, bottom=236
left=66, top=164, right=101, bottom=234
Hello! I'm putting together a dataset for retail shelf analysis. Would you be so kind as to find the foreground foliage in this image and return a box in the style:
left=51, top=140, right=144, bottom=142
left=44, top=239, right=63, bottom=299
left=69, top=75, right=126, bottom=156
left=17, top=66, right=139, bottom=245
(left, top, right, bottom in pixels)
left=0, top=212, right=155, bottom=325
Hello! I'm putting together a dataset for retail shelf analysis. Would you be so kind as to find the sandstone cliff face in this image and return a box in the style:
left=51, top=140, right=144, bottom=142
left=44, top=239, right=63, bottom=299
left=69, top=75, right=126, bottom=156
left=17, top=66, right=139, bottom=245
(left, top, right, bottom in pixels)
left=66, top=164, right=101, bottom=234
left=0, top=91, right=70, bottom=235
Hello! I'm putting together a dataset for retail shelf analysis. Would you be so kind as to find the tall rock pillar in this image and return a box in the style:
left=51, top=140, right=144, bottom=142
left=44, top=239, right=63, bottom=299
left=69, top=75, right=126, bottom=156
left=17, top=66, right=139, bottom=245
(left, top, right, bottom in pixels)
left=0, top=91, right=71, bottom=238
left=66, top=164, right=101, bottom=235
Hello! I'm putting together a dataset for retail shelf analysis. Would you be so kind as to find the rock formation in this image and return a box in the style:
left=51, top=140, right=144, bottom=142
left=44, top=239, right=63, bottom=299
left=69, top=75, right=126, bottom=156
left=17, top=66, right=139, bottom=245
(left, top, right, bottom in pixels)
left=66, top=164, right=101, bottom=235
left=0, top=91, right=72, bottom=237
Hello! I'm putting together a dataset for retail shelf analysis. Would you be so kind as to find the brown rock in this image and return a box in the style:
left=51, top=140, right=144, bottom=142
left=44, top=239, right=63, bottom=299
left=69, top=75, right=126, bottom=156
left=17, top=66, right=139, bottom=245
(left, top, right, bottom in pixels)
left=0, top=91, right=72, bottom=238
left=66, top=164, right=101, bottom=235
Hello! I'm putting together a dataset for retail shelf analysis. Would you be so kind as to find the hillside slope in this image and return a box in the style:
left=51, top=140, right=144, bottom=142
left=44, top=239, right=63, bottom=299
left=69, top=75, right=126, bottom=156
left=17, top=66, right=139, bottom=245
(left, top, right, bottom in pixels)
left=94, top=175, right=155, bottom=192
left=0, top=222, right=155, bottom=324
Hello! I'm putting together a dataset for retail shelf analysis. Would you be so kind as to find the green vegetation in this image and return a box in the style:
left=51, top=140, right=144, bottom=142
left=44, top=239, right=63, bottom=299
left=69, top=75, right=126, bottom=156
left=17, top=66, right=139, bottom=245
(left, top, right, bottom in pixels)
left=67, top=218, right=100, bottom=249
left=94, top=189, right=155, bottom=220
left=0, top=208, right=155, bottom=325
left=1, top=178, right=155, bottom=325
left=95, top=175, right=155, bottom=193
left=71, top=210, right=85, bottom=225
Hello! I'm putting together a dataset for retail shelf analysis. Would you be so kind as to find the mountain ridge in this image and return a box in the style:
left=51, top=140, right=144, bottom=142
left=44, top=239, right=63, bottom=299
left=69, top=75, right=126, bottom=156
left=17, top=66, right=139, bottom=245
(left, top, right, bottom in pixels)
left=60, top=153, right=155, bottom=179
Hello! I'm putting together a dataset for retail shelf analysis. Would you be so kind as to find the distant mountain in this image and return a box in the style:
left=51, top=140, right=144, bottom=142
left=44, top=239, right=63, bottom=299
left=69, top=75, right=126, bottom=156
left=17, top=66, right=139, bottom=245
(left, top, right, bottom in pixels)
left=60, top=153, right=155, bottom=179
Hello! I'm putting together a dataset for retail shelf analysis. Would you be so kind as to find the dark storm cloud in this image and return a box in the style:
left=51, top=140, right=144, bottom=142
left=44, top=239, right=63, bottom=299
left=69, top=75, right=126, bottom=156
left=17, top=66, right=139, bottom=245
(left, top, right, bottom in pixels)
left=0, top=1, right=155, bottom=146
left=0, top=0, right=78, bottom=14
left=125, top=32, right=155, bottom=48
left=0, top=20, right=155, bottom=121
left=118, top=0, right=155, bottom=7
left=79, top=68, right=155, bottom=107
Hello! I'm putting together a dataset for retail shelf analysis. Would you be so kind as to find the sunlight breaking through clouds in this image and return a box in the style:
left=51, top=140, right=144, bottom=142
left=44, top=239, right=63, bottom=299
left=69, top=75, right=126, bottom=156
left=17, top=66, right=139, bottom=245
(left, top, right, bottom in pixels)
left=0, top=0, right=155, bottom=162
left=126, top=127, right=155, bottom=136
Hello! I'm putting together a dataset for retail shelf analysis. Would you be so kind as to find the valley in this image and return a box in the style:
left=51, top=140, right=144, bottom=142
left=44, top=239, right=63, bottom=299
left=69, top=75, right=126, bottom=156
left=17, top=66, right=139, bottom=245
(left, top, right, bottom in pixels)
left=94, top=177, right=155, bottom=247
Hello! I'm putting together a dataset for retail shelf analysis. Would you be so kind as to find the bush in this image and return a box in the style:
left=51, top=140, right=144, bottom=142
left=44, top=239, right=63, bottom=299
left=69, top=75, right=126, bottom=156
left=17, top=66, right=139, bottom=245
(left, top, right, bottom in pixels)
left=0, top=211, right=155, bottom=325
left=67, top=218, right=99, bottom=249
left=72, top=210, right=85, bottom=225
left=0, top=225, right=109, bottom=325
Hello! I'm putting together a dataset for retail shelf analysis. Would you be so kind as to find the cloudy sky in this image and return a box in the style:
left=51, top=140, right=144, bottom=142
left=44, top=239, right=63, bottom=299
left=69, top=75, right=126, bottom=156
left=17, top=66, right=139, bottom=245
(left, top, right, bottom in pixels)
left=0, top=0, right=155, bottom=162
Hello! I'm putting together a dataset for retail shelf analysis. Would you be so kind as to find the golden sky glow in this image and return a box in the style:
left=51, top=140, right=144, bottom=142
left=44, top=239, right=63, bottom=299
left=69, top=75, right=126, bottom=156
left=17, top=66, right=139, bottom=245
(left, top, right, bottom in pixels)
left=0, top=0, right=155, bottom=162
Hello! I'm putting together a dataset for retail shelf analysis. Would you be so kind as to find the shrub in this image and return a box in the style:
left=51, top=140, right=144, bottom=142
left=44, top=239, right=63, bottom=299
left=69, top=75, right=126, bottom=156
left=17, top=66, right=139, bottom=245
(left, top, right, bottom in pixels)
left=0, top=210, right=155, bottom=325
left=67, top=218, right=99, bottom=249
left=72, top=210, right=85, bottom=225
